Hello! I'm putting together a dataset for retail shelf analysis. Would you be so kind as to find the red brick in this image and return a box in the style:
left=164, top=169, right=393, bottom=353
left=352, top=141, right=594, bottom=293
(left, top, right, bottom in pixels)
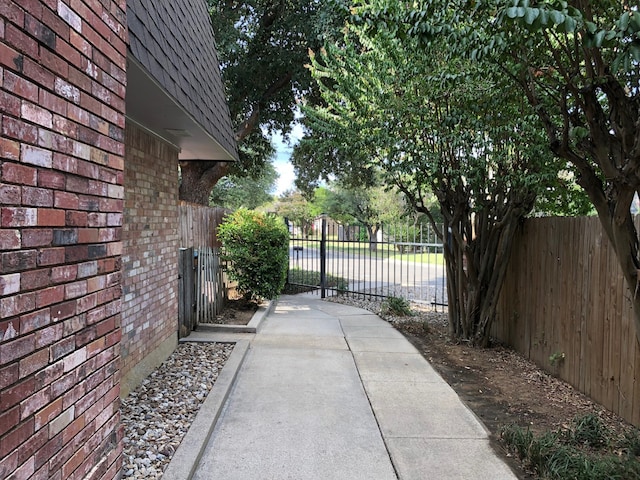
left=37, top=129, right=69, bottom=153
left=19, top=308, right=51, bottom=334
left=50, top=300, right=76, bottom=322
left=64, top=280, right=87, bottom=299
left=37, top=208, right=65, bottom=226
left=34, top=433, right=62, bottom=470
left=0, top=451, right=19, bottom=480
left=33, top=396, right=63, bottom=431
left=36, top=247, right=65, bottom=266
left=1, top=162, right=37, bottom=186
left=2, top=207, right=38, bottom=227
left=37, top=170, right=65, bottom=190
left=22, top=186, right=53, bottom=207
left=22, top=56, right=55, bottom=89
left=35, top=285, right=64, bottom=308
left=50, top=370, right=73, bottom=398
left=19, top=348, right=49, bottom=378
left=51, top=264, right=77, bottom=283
left=2, top=71, right=38, bottom=103
left=0, top=183, right=22, bottom=203
left=61, top=415, right=85, bottom=445
left=65, top=211, right=86, bottom=227
left=0, top=330, right=35, bottom=363
left=22, top=228, right=53, bottom=247
left=21, top=387, right=51, bottom=420
left=20, top=268, right=51, bottom=290
left=22, top=102, right=54, bottom=128
left=0, top=405, right=20, bottom=437
left=1, top=377, right=36, bottom=410
left=2, top=116, right=39, bottom=143
left=34, top=323, right=63, bottom=349
left=77, top=228, right=98, bottom=243
left=0, top=229, right=21, bottom=250
left=54, top=191, right=79, bottom=209
left=17, top=426, right=48, bottom=465
left=2, top=250, right=37, bottom=272
left=39, top=47, right=69, bottom=79
left=0, top=138, right=21, bottom=161
left=52, top=153, right=78, bottom=173
left=0, top=362, right=20, bottom=389
left=39, top=90, right=68, bottom=117
left=0, top=90, right=22, bottom=117
left=64, top=245, right=88, bottom=263
left=1, top=419, right=35, bottom=457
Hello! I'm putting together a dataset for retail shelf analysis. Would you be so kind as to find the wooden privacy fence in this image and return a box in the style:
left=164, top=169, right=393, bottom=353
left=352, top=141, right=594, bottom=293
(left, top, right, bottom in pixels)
left=178, top=202, right=230, bottom=335
left=494, top=215, right=640, bottom=426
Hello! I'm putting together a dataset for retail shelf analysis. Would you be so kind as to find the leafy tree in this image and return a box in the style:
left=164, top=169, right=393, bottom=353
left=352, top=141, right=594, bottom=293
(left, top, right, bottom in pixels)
left=179, top=0, right=350, bottom=204
left=321, top=181, right=406, bottom=249
left=209, top=160, right=278, bottom=210
left=295, top=23, right=559, bottom=345
left=273, top=190, right=317, bottom=236
left=356, top=1, right=640, bottom=342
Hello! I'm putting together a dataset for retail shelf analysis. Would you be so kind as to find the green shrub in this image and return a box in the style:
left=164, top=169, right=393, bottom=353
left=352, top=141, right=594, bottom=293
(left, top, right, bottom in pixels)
left=218, top=209, right=289, bottom=300
left=381, top=296, right=413, bottom=316
left=286, top=268, right=348, bottom=291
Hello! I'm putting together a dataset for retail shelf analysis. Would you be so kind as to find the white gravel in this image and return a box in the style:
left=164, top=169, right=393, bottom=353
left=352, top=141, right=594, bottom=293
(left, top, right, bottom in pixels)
left=120, top=342, right=234, bottom=479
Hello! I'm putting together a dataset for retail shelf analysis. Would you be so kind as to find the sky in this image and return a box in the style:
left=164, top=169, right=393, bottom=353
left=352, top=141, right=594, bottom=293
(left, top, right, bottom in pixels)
left=271, top=123, right=304, bottom=196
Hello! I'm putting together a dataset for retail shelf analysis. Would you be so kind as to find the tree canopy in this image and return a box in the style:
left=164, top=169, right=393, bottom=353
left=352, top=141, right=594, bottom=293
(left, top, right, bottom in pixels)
left=293, top=22, right=560, bottom=345
left=354, top=0, right=640, bottom=343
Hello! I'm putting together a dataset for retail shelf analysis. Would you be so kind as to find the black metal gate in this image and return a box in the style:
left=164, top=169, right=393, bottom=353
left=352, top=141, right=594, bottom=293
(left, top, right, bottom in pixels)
left=286, top=218, right=447, bottom=308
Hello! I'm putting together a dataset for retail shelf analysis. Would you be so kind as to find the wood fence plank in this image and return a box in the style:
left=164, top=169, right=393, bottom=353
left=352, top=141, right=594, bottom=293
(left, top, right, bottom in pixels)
left=495, top=215, right=640, bottom=427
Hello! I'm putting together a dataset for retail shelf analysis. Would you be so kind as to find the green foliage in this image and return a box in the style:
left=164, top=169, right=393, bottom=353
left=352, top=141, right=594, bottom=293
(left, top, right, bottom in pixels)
left=210, top=161, right=278, bottom=209
left=381, top=296, right=413, bottom=317
left=502, top=415, right=640, bottom=479
left=286, top=267, right=348, bottom=292
left=209, top=0, right=350, bottom=176
left=217, top=209, right=289, bottom=300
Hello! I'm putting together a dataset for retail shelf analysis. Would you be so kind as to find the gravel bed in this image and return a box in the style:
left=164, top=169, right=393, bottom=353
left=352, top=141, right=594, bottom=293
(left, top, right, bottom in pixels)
left=120, top=342, right=234, bottom=479
left=326, top=294, right=449, bottom=327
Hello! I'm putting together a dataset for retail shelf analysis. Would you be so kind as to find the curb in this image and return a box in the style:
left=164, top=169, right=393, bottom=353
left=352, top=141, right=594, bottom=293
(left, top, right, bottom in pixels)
left=161, top=339, right=251, bottom=480
left=195, top=299, right=275, bottom=334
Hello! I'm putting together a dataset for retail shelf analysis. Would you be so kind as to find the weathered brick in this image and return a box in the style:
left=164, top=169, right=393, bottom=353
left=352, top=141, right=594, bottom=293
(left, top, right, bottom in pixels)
left=34, top=324, right=62, bottom=352
left=20, top=268, right=51, bottom=290
left=21, top=102, right=54, bottom=129
left=19, top=308, right=51, bottom=334
left=18, top=347, right=49, bottom=378
left=1, top=162, right=37, bottom=186
left=0, top=363, right=20, bottom=390
left=1, top=377, right=36, bottom=410
left=65, top=210, right=86, bottom=227
left=0, top=229, right=21, bottom=250
left=0, top=183, right=22, bottom=204
left=51, top=264, right=77, bottom=283
left=2, top=250, right=37, bottom=273
left=0, top=273, right=21, bottom=296
left=20, top=387, right=51, bottom=420
left=1, top=419, right=35, bottom=458
left=22, top=144, right=53, bottom=169
left=22, top=56, right=55, bottom=90
left=22, top=228, right=53, bottom=247
left=37, top=170, right=65, bottom=190
left=36, top=247, right=65, bottom=266
left=16, top=426, right=48, bottom=465
left=52, top=228, right=77, bottom=245
left=2, top=116, right=39, bottom=144
left=0, top=138, right=21, bottom=161
left=54, top=191, right=79, bottom=209
left=0, top=405, right=20, bottom=437
left=34, top=285, right=64, bottom=309
left=50, top=336, right=75, bottom=362
left=2, top=207, right=38, bottom=227
left=0, top=293, right=36, bottom=319
left=22, top=186, right=53, bottom=207
left=3, top=71, right=38, bottom=103
left=64, top=245, right=88, bottom=263
left=50, top=300, right=76, bottom=322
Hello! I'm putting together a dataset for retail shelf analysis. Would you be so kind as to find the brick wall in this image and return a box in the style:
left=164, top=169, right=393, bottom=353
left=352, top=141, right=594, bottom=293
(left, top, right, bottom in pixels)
left=0, top=1, right=127, bottom=479
left=120, top=123, right=179, bottom=396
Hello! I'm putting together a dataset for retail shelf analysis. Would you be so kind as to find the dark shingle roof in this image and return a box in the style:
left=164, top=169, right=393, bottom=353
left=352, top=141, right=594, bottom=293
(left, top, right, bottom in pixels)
left=127, top=0, right=237, bottom=160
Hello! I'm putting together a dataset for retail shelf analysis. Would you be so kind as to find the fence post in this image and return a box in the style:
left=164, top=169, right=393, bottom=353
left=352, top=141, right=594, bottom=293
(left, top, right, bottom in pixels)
left=320, top=216, right=327, bottom=299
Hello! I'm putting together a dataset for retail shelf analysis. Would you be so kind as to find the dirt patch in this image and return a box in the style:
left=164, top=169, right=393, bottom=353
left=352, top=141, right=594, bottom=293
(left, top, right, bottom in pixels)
left=213, top=294, right=259, bottom=325
left=395, top=316, right=636, bottom=479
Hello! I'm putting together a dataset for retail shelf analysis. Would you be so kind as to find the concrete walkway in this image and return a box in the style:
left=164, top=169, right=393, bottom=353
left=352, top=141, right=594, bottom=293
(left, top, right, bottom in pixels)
left=190, top=294, right=517, bottom=480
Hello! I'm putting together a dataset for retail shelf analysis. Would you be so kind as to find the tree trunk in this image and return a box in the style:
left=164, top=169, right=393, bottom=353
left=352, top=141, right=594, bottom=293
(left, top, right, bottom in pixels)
left=179, top=161, right=229, bottom=205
